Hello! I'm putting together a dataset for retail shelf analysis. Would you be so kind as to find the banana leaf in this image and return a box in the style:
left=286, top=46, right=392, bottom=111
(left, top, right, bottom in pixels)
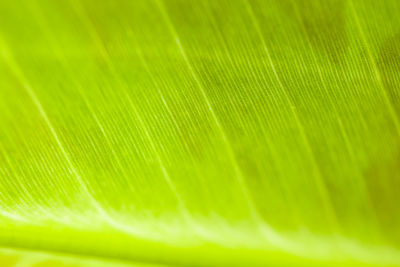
left=0, top=0, right=399, bottom=266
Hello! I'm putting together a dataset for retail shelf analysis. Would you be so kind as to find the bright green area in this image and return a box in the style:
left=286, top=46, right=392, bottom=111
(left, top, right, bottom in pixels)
left=0, top=247, right=148, bottom=267
left=0, top=0, right=400, bottom=266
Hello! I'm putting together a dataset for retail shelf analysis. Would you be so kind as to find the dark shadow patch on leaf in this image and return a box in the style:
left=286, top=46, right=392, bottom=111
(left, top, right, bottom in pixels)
left=378, top=34, right=400, bottom=116
left=277, top=0, right=349, bottom=65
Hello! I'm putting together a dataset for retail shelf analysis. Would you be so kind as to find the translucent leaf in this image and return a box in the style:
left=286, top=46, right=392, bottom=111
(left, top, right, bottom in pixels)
left=0, top=0, right=399, bottom=266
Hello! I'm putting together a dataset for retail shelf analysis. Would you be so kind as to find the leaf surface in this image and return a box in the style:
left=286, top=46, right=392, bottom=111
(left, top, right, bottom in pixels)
left=0, top=0, right=400, bottom=266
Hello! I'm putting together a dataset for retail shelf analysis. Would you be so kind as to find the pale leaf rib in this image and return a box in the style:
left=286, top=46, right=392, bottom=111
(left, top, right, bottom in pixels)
left=0, top=39, right=109, bottom=220
left=243, top=0, right=339, bottom=229
left=153, top=0, right=301, bottom=250
left=348, top=0, right=400, bottom=137
left=132, top=42, right=235, bottom=242
left=200, top=0, right=301, bottom=224
left=288, top=0, right=381, bottom=231
left=26, top=0, right=139, bottom=202
left=154, top=0, right=264, bottom=222
left=67, top=0, right=189, bottom=217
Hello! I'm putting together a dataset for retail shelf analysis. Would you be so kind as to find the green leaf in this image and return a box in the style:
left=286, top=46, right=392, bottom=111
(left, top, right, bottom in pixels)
left=0, top=0, right=400, bottom=266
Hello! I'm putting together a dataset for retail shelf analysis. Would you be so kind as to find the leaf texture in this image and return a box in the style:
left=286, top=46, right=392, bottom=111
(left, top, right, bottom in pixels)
left=0, top=0, right=400, bottom=266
